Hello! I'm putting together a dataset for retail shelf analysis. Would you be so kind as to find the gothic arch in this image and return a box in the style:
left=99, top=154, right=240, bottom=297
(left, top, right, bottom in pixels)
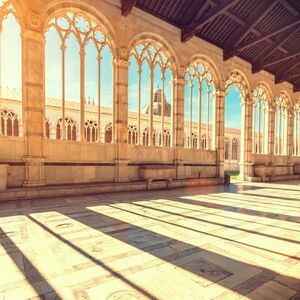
left=188, top=54, right=221, bottom=88
left=127, top=32, right=178, bottom=74
left=254, top=82, right=273, bottom=106
left=0, top=0, right=24, bottom=27
left=225, top=70, right=250, bottom=102
left=279, top=90, right=292, bottom=111
left=41, top=1, right=117, bottom=56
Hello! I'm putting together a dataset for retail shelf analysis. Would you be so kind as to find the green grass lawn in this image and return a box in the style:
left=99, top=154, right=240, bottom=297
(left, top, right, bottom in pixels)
left=225, top=171, right=240, bottom=180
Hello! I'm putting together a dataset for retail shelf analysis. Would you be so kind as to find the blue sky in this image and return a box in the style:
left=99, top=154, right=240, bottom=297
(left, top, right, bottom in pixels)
left=0, top=14, right=21, bottom=91
left=225, top=84, right=242, bottom=129
left=2, top=14, right=242, bottom=129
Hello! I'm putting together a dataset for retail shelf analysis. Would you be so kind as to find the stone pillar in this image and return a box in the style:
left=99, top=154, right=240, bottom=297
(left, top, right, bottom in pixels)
left=114, top=47, right=129, bottom=182
left=21, top=27, right=46, bottom=187
left=215, top=89, right=226, bottom=178
left=240, top=99, right=253, bottom=179
left=0, top=164, right=9, bottom=191
left=267, top=105, right=275, bottom=164
left=287, top=111, right=294, bottom=174
left=173, top=73, right=186, bottom=179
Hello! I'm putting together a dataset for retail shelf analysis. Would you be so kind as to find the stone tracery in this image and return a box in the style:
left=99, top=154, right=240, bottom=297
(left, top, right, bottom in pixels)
left=252, top=84, right=269, bottom=154
left=128, top=40, right=174, bottom=147
left=184, top=61, right=215, bottom=150
left=45, top=10, right=113, bottom=143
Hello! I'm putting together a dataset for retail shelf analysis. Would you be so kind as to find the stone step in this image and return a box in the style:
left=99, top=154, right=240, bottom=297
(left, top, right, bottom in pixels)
left=0, top=177, right=224, bottom=202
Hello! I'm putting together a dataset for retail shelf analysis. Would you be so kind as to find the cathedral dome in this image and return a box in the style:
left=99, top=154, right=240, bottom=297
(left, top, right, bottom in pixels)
left=141, top=88, right=171, bottom=116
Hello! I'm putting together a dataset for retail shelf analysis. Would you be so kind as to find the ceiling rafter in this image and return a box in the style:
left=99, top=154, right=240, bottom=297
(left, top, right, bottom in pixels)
left=253, top=50, right=300, bottom=73
left=275, top=60, right=300, bottom=84
left=278, top=0, right=299, bottom=16
left=125, top=0, right=300, bottom=92
left=121, top=0, right=137, bottom=16
left=294, top=85, right=300, bottom=93
left=276, top=73, right=300, bottom=84
left=181, top=0, right=239, bottom=43
left=231, top=17, right=300, bottom=54
left=255, top=24, right=299, bottom=62
left=223, top=0, right=275, bottom=60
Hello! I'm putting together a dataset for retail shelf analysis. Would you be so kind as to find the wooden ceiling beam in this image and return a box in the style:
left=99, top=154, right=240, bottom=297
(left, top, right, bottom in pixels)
left=276, top=73, right=300, bottom=84
left=223, top=0, right=275, bottom=60
left=278, top=0, right=299, bottom=16
left=254, top=24, right=299, bottom=62
left=233, top=18, right=300, bottom=53
left=275, top=61, right=300, bottom=84
left=121, top=0, right=137, bottom=16
left=293, top=84, right=300, bottom=93
left=253, top=50, right=300, bottom=73
left=181, top=0, right=239, bottom=42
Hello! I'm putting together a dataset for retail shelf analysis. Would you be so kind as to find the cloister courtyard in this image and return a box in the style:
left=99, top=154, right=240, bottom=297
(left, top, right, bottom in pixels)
left=1, top=0, right=300, bottom=298
left=1, top=181, right=300, bottom=299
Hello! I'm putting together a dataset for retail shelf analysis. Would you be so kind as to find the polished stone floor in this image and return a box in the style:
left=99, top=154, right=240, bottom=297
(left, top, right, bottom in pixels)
left=0, top=181, right=300, bottom=300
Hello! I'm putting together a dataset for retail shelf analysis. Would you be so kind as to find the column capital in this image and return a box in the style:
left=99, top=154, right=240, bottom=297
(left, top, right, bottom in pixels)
left=21, top=28, right=45, bottom=43
left=114, top=57, right=129, bottom=69
left=173, top=76, right=187, bottom=86
left=215, top=89, right=227, bottom=98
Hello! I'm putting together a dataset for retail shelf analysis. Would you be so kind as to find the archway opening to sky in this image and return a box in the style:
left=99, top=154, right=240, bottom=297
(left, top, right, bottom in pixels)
left=224, top=83, right=242, bottom=177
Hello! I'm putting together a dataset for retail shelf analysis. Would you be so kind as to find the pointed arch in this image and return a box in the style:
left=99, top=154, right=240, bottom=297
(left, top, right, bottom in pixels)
left=184, top=58, right=217, bottom=150
left=274, top=91, right=290, bottom=155
left=252, top=83, right=270, bottom=154
left=225, top=70, right=250, bottom=102
left=128, top=35, right=176, bottom=147
left=41, top=1, right=117, bottom=56
left=43, top=6, right=116, bottom=142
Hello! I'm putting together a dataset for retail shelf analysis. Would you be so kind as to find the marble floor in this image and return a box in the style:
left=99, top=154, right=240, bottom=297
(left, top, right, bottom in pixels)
left=0, top=181, right=300, bottom=300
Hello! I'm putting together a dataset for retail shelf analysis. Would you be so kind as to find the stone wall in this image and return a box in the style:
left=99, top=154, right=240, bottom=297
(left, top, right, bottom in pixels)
left=0, top=0, right=300, bottom=187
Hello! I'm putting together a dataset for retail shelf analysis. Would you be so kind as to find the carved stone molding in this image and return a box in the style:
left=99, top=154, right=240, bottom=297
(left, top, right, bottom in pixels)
left=27, top=10, right=40, bottom=31
left=114, top=57, right=130, bottom=69
left=21, top=28, right=44, bottom=43
left=173, top=76, right=186, bottom=86
left=215, top=89, right=227, bottom=98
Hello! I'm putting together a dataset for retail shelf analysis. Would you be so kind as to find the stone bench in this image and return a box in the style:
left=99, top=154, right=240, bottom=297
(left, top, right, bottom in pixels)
left=294, top=164, right=300, bottom=175
left=140, top=165, right=176, bottom=184
left=0, top=164, right=9, bottom=191
left=254, top=165, right=274, bottom=181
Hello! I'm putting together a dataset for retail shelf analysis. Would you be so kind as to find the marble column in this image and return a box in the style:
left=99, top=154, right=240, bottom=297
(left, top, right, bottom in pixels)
left=215, top=89, right=226, bottom=178
left=21, top=27, right=46, bottom=187
left=287, top=111, right=294, bottom=174
left=173, top=73, right=186, bottom=179
left=267, top=105, right=275, bottom=164
left=240, top=98, right=253, bottom=179
left=114, top=47, right=129, bottom=182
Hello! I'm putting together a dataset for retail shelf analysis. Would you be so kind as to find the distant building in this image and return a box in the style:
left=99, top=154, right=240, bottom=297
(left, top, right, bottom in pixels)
left=0, top=87, right=240, bottom=171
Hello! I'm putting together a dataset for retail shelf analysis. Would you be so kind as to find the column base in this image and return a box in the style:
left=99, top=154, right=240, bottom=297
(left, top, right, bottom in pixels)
left=23, top=156, right=47, bottom=187
left=115, top=159, right=129, bottom=182
left=216, top=161, right=224, bottom=178
left=23, top=180, right=47, bottom=187
left=174, top=159, right=185, bottom=179
left=0, top=164, right=9, bottom=191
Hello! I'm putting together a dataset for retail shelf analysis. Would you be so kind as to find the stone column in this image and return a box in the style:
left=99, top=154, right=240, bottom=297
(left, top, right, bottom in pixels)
left=173, top=73, right=186, bottom=179
left=287, top=111, right=294, bottom=174
left=21, top=27, right=46, bottom=187
left=215, top=89, right=226, bottom=178
left=267, top=105, right=275, bottom=164
left=114, top=47, right=129, bottom=182
left=240, top=98, right=253, bottom=179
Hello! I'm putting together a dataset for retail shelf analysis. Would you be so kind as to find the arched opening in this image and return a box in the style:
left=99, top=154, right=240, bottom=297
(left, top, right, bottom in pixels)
left=184, top=61, right=215, bottom=150
left=128, top=40, right=174, bottom=147
left=0, top=2, right=22, bottom=136
left=104, top=122, right=112, bottom=143
left=45, top=11, right=113, bottom=142
left=224, top=72, right=248, bottom=179
left=274, top=92, right=289, bottom=156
